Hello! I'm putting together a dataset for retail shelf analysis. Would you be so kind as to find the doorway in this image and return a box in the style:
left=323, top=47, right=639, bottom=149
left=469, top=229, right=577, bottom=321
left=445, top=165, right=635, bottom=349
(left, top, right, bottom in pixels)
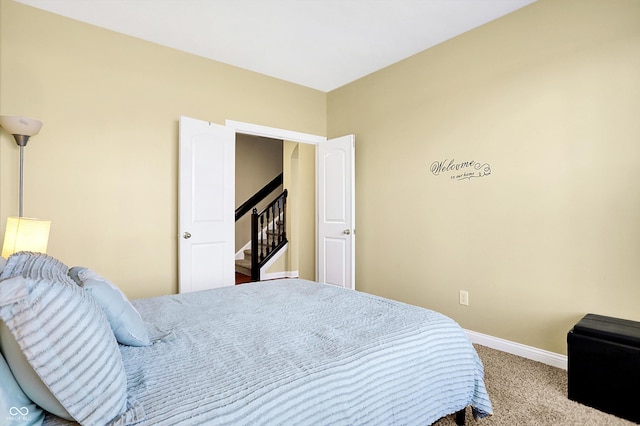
left=234, top=138, right=314, bottom=282
left=227, top=120, right=355, bottom=289
left=179, top=118, right=354, bottom=292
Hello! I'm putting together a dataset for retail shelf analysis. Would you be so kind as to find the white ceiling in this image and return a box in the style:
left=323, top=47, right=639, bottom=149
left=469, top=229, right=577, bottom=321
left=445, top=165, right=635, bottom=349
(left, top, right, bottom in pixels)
left=15, top=0, right=536, bottom=92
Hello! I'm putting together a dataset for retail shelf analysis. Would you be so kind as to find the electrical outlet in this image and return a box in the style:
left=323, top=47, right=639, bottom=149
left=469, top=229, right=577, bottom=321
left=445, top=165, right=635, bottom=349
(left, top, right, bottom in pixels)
left=459, top=290, right=469, bottom=306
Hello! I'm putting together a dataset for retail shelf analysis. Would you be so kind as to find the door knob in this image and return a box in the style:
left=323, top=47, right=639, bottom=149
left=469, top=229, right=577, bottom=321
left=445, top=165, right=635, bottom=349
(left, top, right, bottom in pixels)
left=343, top=229, right=351, bottom=235
left=183, top=232, right=192, bottom=239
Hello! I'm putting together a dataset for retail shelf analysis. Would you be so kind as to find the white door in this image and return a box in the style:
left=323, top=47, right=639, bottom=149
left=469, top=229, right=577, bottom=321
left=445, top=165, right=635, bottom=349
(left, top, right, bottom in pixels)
left=317, top=135, right=355, bottom=289
left=178, top=116, right=235, bottom=293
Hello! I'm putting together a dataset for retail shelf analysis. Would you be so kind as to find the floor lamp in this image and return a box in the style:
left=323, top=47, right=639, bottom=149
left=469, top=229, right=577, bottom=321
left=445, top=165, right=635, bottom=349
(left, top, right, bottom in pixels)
left=0, top=115, right=51, bottom=258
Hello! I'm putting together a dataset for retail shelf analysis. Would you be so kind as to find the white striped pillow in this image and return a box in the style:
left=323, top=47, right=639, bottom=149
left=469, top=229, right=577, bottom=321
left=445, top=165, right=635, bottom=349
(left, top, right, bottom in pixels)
left=0, top=252, right=144, bottom=425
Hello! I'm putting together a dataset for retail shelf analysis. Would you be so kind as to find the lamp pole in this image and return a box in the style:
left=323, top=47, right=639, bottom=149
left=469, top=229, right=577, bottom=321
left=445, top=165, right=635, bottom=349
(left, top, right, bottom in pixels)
left=15, top=135, right=31, bottom=217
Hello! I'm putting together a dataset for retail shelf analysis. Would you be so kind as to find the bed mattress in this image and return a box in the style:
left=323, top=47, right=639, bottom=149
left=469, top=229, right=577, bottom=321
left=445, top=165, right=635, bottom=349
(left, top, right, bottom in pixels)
left=45, top=279, right=492, bottom=425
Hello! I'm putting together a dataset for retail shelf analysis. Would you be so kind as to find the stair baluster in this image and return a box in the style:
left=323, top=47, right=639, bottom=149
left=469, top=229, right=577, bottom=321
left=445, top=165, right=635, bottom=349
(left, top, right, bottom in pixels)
left=249, top=189, right=288, bottom=281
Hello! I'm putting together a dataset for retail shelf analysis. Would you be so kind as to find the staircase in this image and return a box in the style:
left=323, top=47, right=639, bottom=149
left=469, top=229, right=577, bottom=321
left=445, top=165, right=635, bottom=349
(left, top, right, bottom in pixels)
left=235, top=241, right=273, bottom=277
left=235, top=174, right=288, bottom=282
left=236, top=239, right=274, bottom=276
left=235, top=254, right=252, bottom=277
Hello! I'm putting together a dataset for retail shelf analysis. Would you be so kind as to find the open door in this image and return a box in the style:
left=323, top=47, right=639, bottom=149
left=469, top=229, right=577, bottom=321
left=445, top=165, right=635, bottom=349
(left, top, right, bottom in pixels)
left=317, top=135, right=355, bottom=289
left=178, top=116, right=235, bottom=293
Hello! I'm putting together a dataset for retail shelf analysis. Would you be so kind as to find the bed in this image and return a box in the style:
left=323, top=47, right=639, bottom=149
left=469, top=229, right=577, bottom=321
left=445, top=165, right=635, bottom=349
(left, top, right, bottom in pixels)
left=0, top=252, right=492, bottom=425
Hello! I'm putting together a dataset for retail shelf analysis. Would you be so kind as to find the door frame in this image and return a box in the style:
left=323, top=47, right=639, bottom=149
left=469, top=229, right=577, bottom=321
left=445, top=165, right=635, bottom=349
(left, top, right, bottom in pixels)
left=225, top=120, right=354, bottom=286
left=226, top=120, right=325, bottom=145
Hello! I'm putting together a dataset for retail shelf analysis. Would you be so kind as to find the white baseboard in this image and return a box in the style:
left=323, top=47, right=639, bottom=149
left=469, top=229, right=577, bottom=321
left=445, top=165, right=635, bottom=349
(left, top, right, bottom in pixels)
left=465, top=329, right=568, bottom=370
left=262, top=270, right=299, bottom=280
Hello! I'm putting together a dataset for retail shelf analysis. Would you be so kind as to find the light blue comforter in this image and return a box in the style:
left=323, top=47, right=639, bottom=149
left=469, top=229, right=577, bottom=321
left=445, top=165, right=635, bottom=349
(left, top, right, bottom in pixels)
left=49, top=279, right=493, bottom=425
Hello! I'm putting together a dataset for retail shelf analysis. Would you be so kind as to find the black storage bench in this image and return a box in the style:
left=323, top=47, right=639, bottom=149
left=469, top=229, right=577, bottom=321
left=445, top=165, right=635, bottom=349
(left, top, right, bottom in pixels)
left=567, top=313, right=640, bottom=423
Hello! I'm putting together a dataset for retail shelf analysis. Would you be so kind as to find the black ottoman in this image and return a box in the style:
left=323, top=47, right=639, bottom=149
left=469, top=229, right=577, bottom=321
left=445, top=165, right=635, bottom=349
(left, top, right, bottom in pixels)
left=567, top=313, right=640, bottom=423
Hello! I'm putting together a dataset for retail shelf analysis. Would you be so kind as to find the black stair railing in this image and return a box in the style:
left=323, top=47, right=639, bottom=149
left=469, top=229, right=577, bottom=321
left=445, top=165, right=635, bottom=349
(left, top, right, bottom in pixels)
left=251, top=189, right=288, bottom=281
left=235, top=173, right=282, bottom=222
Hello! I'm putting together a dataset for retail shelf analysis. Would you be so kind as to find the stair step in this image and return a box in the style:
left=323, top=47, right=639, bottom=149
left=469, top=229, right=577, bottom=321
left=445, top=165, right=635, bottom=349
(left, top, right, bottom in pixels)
left=237, top=235, right=287, bottom=275
left=235, top=258, right=252, bottom=276
left=243, top=243, right=282, bottom=259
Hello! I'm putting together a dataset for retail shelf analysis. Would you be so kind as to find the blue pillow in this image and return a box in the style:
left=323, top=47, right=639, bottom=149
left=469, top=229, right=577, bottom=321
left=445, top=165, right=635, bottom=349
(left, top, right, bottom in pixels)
left=69, top=267, right=151, bottom=347
left=0, top=252, right=144, bottom=425
left=0, top=348, right=44, bottom=426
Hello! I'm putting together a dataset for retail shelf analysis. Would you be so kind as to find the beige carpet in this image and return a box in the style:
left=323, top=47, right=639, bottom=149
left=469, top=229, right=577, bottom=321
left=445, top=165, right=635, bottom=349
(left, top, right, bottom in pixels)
left=433, top=345, right=636, bottom=426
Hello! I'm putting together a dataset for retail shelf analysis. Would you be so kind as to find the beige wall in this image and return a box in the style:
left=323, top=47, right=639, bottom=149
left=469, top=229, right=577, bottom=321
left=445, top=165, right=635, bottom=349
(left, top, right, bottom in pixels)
left=265, top=141, right=316, bottom=280
left=328, top=0, right=640, bottom=354
left=291, top=142, right=316, bottom=280
left=0, top=0, right=325, bottom=299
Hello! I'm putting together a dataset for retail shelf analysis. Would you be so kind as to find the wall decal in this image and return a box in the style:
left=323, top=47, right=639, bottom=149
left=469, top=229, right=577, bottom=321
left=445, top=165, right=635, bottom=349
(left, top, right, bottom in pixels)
left=430, top=159, right=492, bottom=181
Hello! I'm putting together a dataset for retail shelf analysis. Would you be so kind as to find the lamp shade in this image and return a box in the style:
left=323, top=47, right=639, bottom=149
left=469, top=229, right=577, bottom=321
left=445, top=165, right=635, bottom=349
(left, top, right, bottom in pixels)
left=0, top=115, right=43, bottom=137
left=2, top=217, right=51, bottom=258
